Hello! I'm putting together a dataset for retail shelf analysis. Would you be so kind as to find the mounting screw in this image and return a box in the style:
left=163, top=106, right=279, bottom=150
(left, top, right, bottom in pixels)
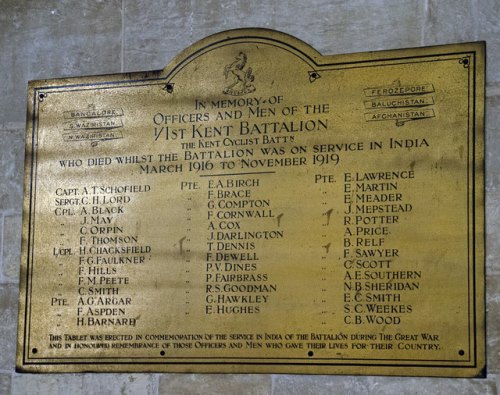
left=164, top=83, right=174, bottom=93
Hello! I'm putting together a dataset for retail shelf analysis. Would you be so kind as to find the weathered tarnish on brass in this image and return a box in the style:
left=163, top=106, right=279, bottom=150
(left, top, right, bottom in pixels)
left=17, top=29, right=485, bottom=376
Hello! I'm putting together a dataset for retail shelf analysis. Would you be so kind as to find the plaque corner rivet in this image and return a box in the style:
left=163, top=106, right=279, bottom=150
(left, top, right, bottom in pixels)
left=308, top=71, right=321, bottom=83
left=459, top=57, right=470, bottom=68
left=164, top=83, right=175, bottom=93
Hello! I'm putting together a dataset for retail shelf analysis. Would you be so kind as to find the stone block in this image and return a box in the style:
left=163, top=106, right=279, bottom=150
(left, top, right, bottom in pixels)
left=272, top=375, right=371, bottom=394
left=270, top=0, right=425, bottom=56
left=486, top=95, right=500, bottom=193
left=12, top=374, right=84, bottom=395
left=2, top=214, right=22, bottom=282
left=424, top=0, right=475, bottom=45
left=82, top=374, right=157, bottom=395
left=189, top=0, right=275, bottom=41
left=476, top=0, right=500, bottom=84
left=123, top=0, right=277, bottom=72
left=0, top=0, right=122, bottom=124
left=123, top=0, right=194, bottom=72
left=486, top=190, right=500, bottom=275
left=366, top=376, right=497, bottom=394
left=0, top=130, right=24, bottom=212
left=123, top=0, right=426, bottom=71
left=159, top=373, right=272, bottom=395
left=0, top=284, right=18, bottom=371
left=0, top=374, right=11, bottom=395
left=485, top=93, right=499, bottom=276
left=272, top=374, right=497, bottom=394
left=485, top=374, right=499, bottom=389
left=487, top=274, right=500, bottom=373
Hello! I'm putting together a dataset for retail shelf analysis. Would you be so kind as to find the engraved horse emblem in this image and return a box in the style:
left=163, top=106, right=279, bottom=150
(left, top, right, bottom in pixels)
left=223, top=52, right=256, bottom=96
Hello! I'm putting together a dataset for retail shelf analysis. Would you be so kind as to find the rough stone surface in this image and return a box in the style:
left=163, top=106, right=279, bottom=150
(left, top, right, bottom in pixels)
left=190, top=0, right=275, bottom=36
left=485, top=96, right=500, bottom=275
left=159, top=374, right=272, bottom=395
left=0, top=374, right=11, bottom=395
left=0, top=0, right=499, bottom=392
left=487, top=274, right=500, bottom=373
left=424, top=0, right=475, bottom=45
left=12, top=374, right=84, bottom=395
left=486, top=189, right=500, bottom=275
left=367, top=376, right=497, bottom=394
left=82, top=374, right=157, bottom=395
left=486, top=96, right=500, bottom=193
left=0, top=130, right=24, bottom=213
left=271, top=0, right=425, bottom=56
left=0, top=285, right=18, bottom=371
left=424, top=0, right=500, bottom=83
left=123, top=0, right=194, bottom=72
left=475, top=0, right=500, bottom=83
left=0, top=0, right=122, bottom=124
left=272, top=375, right=372, bottom=394
left=123, top=0, right=425, bottom=72
left=0, top=216, right=3, bottom=283
left=2, top=214, right=22, bottom=282
left=273, top=375, right=498, bottom=394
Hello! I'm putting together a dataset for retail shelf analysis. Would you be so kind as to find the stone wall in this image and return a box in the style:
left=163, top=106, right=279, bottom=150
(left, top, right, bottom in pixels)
left=0, top=0, right=498, bottom=393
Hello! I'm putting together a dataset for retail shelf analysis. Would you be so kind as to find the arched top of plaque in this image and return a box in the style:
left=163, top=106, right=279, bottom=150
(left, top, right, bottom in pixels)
left=151, top=28, right=483, bottom=109
left=162, top=28, right=322, bottom=81
left=155, top=28, right=329, bottom=102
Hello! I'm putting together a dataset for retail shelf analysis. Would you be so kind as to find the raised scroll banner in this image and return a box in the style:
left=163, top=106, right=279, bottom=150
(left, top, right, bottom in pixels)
left=17, top=29, right=485, bottom=377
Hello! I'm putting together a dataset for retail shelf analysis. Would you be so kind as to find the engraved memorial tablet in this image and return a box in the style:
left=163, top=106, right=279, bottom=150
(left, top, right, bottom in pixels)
left=17, top=29, right=485, bottom=376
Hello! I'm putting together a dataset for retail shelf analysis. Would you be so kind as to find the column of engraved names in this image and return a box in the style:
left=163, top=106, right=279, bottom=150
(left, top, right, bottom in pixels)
left=204, top=177, right=278, bottom=315
left=76, top=184, right=152, bottom=328
left=342, top=170, right=421, bottom=327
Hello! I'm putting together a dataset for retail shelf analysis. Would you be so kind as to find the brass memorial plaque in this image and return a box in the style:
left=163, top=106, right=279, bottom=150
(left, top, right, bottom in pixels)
left=17, top=29, right=485, bottom=376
